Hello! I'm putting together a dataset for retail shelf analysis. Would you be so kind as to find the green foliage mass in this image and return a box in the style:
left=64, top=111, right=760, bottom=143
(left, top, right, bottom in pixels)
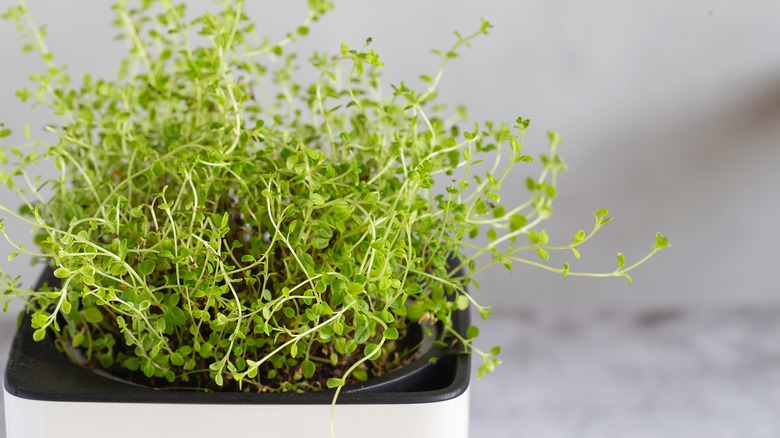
left=0, top=0, right=668, bottom=392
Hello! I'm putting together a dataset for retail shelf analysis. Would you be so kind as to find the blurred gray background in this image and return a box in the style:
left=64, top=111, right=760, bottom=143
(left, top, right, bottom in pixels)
left=2, top=1, right=780, bottom=437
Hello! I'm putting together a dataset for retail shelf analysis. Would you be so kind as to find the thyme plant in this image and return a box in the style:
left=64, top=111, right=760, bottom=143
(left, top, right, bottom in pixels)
left=0, top=0, right=668, bottom=394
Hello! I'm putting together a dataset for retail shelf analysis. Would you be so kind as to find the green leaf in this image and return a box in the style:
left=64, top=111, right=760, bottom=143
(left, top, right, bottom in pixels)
left=155, top=317, right=167, bottom=333
left=353, top=368, right=368, bottom=382
left=653, top=233, right=670, bottom=250
left=309, top=193, right=325, bottom=206
left=547, top=131, right=562, bottom=146
left=364, top=343, right=381, bottom=360
left=72, top=331, right=85, bottom=347
left=364, top=191, right=380, bottom=204
left=53, top=267, right=71, bottom=278
left=509, top=214, right=527, bottom=232
left=344, top=339, right=358, bottom=354
left=383, top=327, right=399, bottom=340
left=0, top=128, right=12, bottom=139
left=466, top=325, right=480, bottom=340
left=83, top=307, right=104, bottom=324
left=311, top=237, right=330, bottom=249
left=456, top=295, right=469, bottom=311
left=141, top=361, right=155, bottom=378
left=170, top=352, right=185, bottom=366
left=475, top=199, right=488, bottom=215
left=220, top=211, right=229, bottom=228
left=290, top=342, right=299, bottom=358
left=354, top=324, right=370, bottom=344
left=406, top=301, right=426, bottom=321
left=124, top=357, right=141, bottom=371
left=515, top=116, right=531, bottom=130
left=346, top=282, right=363, bottom=296
left=33, top=328, right=46, bottom=342
left=198, top=342, right=214, bottom=359
left=326, top=378, right=344, bottom=388
left=165, top=306, right=186, bottom=326
left=377, top=310, right=394, bottom=324
left=139, top=259, right=156, bottom=276
left=301, top=359, right=315, bottom=378
left=151, top=160, right=164, bottom=176
left=617, top=253, right=625, bottom=270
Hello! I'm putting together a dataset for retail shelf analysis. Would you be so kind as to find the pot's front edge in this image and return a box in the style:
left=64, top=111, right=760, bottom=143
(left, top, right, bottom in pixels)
left=4, top=386, right=469, bottom=438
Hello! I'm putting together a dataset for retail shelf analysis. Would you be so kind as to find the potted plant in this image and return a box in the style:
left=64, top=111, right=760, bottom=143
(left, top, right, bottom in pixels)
left=0, top=1, right=668, bottom=437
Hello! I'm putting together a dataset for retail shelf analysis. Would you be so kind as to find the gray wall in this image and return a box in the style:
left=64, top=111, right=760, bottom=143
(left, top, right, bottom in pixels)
left=2, top=0, right=780, bottom=314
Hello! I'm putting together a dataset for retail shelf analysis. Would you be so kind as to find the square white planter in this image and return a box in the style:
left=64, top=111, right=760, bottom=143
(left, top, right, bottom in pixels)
left=3, top=388, right=469, bottom=438
left=3, top=273, right=471, bottom=438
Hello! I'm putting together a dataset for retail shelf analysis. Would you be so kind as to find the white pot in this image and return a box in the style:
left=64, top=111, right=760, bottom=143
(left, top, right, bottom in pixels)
left=3, top=387, right=469, bottom=438
left=4, top=289, right=471, bottom=438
